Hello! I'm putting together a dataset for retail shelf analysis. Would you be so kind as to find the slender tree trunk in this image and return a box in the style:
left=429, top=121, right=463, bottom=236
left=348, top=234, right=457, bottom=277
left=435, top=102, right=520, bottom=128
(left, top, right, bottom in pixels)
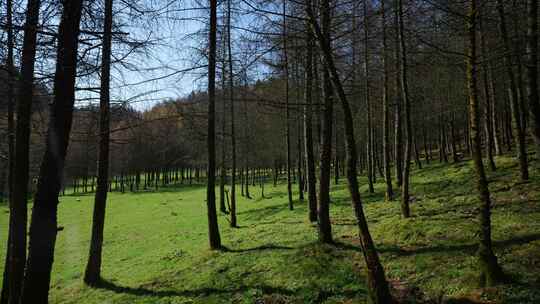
left=1, top=0, right=15, bottom=301
left=526, top=0, right=540, bottom=160
left=283, top=0, right=293, bottom=210
left=83, top=0, right=114, bottom=286
left=6, top=1, right=41, bottom=302
left=304, top=28, right=318, bottom=223
left=496, top=0, right=529, bottom=181
left=394, top=3, right=403, bottom=188
left=397, top=0, right=412, bottom=218
left=466, top=0, right=505, bottom=287
left=227, top=0, right=237, bottom=227
left=219, top=36, right=227, bottom=214
left=364, top=0, right=374, bottom=194
left=381, top=0, right=393, bottom=201
left=22, top=1, right=84, bottom=301
left=205, top=0, right=222, bottom=250
left=317, top=0, right=333, bottom=243
left=307, top=3, right=393, bottom=302
left=479, top=15, right=497, bottom=171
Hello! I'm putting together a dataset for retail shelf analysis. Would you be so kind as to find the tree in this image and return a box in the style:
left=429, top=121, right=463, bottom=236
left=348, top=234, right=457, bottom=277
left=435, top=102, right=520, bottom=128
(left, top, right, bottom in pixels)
left=22, top=0, right=85, bottom=301
left=495, top=0, right=529, bottom=181
left=397, top=0, right=412, bottom=218
left=1, top=0, right=15, bottom=301
left=526, top=0, right=540, bottom=160
left=381, top=0, right=393, bottom=201
left=6, top=0, right=41, bottom=302
left=306, top=1, right=394, bottom=302
left=466, top=0, right=505, bottom=287
left=84, top=0, right=115, bottom=286
left=283, top=0, right=293, bottom=210
left=206, top=0, right=222, bottom=250
left=304, top=24, right=317, bottom=223
left=227, top=0, right=237, bottom=227
left=316, top=0, right=333, bottom=244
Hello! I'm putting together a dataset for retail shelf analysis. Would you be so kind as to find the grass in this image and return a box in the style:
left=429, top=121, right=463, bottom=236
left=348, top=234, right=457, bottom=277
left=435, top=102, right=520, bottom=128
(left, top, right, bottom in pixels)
left=0, top=155, right=539, bottom=303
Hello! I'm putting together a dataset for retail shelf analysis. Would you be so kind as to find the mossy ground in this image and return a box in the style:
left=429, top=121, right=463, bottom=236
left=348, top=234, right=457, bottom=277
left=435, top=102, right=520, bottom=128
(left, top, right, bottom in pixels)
left=0, top=155, right=539, bottom=303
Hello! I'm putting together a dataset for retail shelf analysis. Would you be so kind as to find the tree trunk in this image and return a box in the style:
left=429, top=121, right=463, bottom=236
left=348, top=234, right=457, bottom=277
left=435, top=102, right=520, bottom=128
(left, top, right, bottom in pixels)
left=22, top=1, right=84, bottom=301
left=496, top=0, right=529, bottom=181
left=205, top=0, right=222, bottom=250
left=283, top=0, right=293, bottom=210
left=526, top=0, right=540, bottom=160
left=466, top=0, right=505, bottom=287
left=6, top=0, right=41, bottom=302
left=227, top=0, right=237, bottom=228
left=381, top=0, right=394, bottom=201
left=83, top=0, right=114, bottom=286
left=317, top=0, right=333, bottom=244
left=364, top=0, right=374, bottom=194
left=397, top=0, right=412, bottom=218
left=307, top=3, right=393, bottom=302
left=304, top=28, right=318, bottom=223
left=393, top=2, right=403, bottom=188
left=1, top=0, right=15, bottom=301
left=479, top=15, right=497, bottom=171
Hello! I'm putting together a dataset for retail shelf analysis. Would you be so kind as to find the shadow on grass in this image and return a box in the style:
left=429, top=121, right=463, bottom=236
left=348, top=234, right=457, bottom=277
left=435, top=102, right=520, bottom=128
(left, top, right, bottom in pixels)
left=377, top=233, right=540, bottom=256
left=222, top=244, right=294, bottom=253
left=95, top=279, right=368, bottom=300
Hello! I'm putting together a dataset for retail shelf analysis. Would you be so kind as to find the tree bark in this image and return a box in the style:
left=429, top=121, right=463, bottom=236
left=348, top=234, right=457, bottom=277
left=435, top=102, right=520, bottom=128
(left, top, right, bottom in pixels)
left=205, top=0, right=222, bottom=250
left=304, top=28, right=318, bottom=223
left=496, top=0, right=529, bottom=181
left=227, top=0, right=237, bottom=227
left=6, top=1, right=41, bottom=302
left=84, top=0, right=114, bottom=286
left=1, top=0, right=15, bottom=301
left=307, top=3, right=393, bottom=302
left=526, top=0, right=540, bottom=160
left=283, top=0, right=293, bottom=210
left=479, top=15, right=497, bottom=171
left=22, top=0, right=84, bottom=301
left=466, top=0, right=505, bottom=287
left=397, top=0, right=412, bottom=218
left=364, top=0, right=374, bottom=194
left=381, top=0, right=394, bottom=201
left=317, top=0, right=333, bottom=244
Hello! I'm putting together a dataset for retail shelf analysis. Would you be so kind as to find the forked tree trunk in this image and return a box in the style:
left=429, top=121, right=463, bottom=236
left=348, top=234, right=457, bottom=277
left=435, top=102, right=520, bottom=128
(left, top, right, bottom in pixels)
left=6, top=1, right=41, bottom=303
left=22, top=0, right=84, bottom=301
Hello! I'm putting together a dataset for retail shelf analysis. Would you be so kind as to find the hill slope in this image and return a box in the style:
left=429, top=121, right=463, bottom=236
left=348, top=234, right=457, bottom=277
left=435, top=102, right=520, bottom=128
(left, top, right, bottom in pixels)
left=0, top=156, right=539, bottom=303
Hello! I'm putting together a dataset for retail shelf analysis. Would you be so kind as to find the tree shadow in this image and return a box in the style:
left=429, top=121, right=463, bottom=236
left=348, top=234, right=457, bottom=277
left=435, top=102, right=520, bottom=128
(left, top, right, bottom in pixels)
left=222, top=244, right=294, bottom=253
left=376, top=233, right=540, bottom=256
left=95, top=279, right=299, bottom=299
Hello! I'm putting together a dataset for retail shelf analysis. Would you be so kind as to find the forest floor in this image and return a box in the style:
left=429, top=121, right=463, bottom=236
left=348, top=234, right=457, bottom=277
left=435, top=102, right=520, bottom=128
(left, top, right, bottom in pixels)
left=0, top=155, right=539, bottom=303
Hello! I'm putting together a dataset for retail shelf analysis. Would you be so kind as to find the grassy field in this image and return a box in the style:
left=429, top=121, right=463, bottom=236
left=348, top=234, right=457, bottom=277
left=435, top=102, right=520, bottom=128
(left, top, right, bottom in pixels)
left=0, top=156, right=539, bottom=303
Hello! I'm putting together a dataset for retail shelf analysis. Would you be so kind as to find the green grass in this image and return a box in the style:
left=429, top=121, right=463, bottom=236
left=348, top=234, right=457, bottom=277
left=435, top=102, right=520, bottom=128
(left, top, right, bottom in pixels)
left=1, top=155, right=539, bottom=303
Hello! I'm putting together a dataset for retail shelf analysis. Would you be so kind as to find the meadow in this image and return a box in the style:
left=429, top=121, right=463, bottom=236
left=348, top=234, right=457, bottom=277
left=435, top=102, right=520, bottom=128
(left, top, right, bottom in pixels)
left=1, top=156, right=539, bottom=303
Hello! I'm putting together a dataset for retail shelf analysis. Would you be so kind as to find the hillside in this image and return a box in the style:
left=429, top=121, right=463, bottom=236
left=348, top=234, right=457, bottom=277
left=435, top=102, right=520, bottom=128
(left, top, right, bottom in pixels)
left=0, top=156, right=538, bottom=304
